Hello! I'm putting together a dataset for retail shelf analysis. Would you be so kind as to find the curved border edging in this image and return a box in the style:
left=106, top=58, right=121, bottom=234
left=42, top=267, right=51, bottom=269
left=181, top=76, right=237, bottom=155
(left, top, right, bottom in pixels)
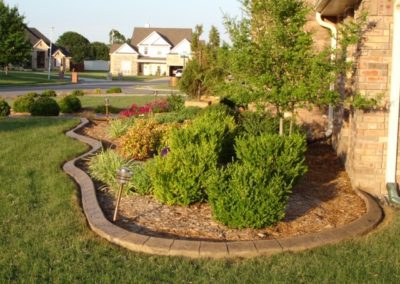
left=63, top=118, right=384, bottom=259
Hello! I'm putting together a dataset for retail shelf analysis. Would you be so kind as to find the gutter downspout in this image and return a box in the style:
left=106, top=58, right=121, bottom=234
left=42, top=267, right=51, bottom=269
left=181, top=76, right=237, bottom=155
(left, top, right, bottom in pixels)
left=316, top=12, right=337, bottom=137
left=386, top=0, right=400, bottom=204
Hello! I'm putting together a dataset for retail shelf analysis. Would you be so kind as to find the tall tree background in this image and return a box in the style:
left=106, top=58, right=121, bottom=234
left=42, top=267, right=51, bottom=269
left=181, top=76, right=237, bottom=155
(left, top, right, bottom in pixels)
left=56, top=31, right=91, bottom=64
left=0, top=0, right=31, bottom=75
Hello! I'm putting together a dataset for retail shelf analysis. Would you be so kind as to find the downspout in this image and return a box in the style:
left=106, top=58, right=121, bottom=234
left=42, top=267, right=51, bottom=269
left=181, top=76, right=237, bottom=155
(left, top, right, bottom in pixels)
left=386, top=0, right=400, bottom=204
left=316, top=12, right=336, bottom=137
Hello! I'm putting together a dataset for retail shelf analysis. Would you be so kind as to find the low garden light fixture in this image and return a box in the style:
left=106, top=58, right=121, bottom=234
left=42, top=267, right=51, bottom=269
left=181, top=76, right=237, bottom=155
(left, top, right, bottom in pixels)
left=113, top=167, right=133, bottom=222
left=105, top=97, right=110, bottom=119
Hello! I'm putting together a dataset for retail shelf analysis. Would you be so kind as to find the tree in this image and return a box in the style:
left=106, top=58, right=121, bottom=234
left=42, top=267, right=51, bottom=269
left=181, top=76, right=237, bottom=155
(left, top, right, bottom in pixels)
left=0, top=1, right=31, bottom=75
left=224, top=0, right=337, bottom=135
left=56, top=32, right=90, bottom=63
left=89, top=42, right=109, bottom=60
left=109, top=29, right=126, bottom=44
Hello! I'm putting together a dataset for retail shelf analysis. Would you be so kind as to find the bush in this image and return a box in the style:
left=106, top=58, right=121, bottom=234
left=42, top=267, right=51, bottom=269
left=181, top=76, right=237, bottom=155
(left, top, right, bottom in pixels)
left=238, top=111, right=279, bottom=136
left=41, top=89, right=57, bottom=97
left=59, top=95, right=82, bottom=113
left=131, top=162, right=152, bottom=195
left=167, top=94, right=184, bottom=112
left=0, top=99, right=11, bottom=116
left=25, top=92, right=40, bottom=99
left=108, top=117, right=135, bottom=139
left=13, top=95, right=35, bottom=113
left=106, top=87, right=122, bottom=94
left=148, top=108, right=236, bottom=206
left=94, top=105, right=120, bottom=114
left=70, top=89, right=85, bottom=96
left=119, top=119, right=170, bottom=160
left=30, top=97, right=60, bottom=116
left=207, top=133, right=307, bottom=229
left=120, top=100, right=169, bottom=117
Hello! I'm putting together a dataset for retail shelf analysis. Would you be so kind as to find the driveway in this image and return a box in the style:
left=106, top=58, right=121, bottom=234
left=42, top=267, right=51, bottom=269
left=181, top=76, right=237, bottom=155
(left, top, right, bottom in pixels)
left=0, top=78, right=175, bottom=98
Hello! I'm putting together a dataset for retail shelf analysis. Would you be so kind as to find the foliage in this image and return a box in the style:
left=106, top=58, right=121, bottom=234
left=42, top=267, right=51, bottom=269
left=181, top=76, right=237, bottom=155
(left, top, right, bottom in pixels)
left=30, top=97, right=60, bottom=116
left=148, top=108, right=236, bottom=206
left=106, top=87, right=122, bottom=94
left=131, top=162, right=153, bottom=195
left=119, top=119, right=169, bottom=160
left=41, top=89, right=57, bottom=97
left=88, top=149, right=135, bottom=192
left=207, top=133, right=307, bottom=228
left=70, top=89, right=85, bottom=96
left=120, top=100, right=169, bottom=117
left=89, top=42, right=110, bottom=61
left=350, top=93, right=381, bottom=110
left=13, top=94, right=35, bottom=113
left=154, top=107, right=202, bottom=124
left=0, top=99, right=10, bottom=116
left=56, top=31, right=91, bottom=63
left=108, top=117, right=135, bottom=139
left=223, top=0, right=337, bottom=134
left=0, top=1, right=31, bottom=74
left=59, top=95, right=82, bottom=113
left=94, top=104, right=120, bottom=114
left=109, top=29, right=127, bottom=44
left=167, top=94, right=185, bottom=112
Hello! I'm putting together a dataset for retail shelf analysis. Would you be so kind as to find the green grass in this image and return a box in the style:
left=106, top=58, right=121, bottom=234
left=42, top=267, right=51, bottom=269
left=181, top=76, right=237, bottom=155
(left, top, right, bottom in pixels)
left=0, top=71, right=67, bottom=87
left=1, top=117, right=400, bottom=282
left=64, top=71, right=161, bottom=82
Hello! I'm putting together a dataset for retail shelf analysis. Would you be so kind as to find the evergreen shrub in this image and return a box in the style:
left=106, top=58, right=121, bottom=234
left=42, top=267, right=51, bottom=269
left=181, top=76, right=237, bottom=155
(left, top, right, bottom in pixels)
left=0, top=99, right=11, bottom=116
left=30, top=97, right=60, bottom=116
left=59, top=95, right=82, bottom=113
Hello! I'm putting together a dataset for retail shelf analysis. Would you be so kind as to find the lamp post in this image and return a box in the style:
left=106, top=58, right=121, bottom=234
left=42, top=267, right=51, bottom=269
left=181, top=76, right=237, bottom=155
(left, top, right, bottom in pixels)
left=48, top=26, right=54, bottom=80
left=105, top=97, right=110, bottom=119
left=113, top=167, right=133, bottom=222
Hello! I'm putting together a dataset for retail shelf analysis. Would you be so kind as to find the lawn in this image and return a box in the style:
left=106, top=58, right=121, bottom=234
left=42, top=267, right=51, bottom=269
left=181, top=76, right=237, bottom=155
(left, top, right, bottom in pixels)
left=0, top=71, right=67, bottom=87
left=64, top=71, right=161, bottom=82
left=1, top=118, right=400, bottom=282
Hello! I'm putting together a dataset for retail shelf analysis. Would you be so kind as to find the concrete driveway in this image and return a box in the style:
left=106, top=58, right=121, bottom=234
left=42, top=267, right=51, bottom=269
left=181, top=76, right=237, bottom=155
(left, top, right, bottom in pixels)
left=0, top=78, right=175, bottom=98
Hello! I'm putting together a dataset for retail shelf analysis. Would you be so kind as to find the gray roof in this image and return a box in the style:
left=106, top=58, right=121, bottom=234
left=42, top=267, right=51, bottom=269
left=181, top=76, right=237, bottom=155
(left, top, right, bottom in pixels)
left=130, top=27, right=192, bottom=49
left=26, top=27, right=71, bottom=57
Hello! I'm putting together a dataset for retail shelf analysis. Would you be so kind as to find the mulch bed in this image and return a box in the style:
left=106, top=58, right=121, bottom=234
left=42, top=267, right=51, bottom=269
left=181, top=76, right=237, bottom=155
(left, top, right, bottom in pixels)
left=80, top=120, right=366, bottom=241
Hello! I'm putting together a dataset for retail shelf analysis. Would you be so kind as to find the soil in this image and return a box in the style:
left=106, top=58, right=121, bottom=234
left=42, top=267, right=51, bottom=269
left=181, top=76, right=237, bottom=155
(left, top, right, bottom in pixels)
left=80, top=120, right=366, bottom=241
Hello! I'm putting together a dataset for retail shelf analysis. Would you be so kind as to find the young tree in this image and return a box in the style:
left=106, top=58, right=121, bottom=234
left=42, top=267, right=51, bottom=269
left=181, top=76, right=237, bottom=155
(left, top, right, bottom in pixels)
left=225, top=0, right=337, bottom=135
left=56, top=32, right=90, bottom=63
left=0, top=1, right=31, bottom=75
left=109, top=29, right=126, bottom=44
left=89, top=42, right=110, bottom=61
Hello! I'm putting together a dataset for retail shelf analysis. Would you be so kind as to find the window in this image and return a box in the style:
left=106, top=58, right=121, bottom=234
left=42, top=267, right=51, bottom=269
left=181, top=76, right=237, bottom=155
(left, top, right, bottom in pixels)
left=144, top=47, right=148, bottom=55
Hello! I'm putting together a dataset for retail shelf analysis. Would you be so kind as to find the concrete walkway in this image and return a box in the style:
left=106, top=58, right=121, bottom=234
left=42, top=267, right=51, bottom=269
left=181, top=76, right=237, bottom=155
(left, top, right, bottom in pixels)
left=63, top=118, right=384, bottom=258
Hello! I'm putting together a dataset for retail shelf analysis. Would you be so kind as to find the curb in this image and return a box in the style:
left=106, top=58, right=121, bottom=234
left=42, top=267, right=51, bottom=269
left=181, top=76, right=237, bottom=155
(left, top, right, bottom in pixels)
left=63, top=118, right=384, bottom=259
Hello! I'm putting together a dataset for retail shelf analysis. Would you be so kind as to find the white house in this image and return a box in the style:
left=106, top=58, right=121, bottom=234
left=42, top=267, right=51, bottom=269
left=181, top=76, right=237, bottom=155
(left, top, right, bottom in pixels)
left=110, top=27, right=192, bottom=76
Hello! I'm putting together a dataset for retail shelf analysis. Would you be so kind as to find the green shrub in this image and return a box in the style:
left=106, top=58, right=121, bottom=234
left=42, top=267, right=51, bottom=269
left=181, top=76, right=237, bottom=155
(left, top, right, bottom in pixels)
left=148, top=108, right=236, bottom=206
left=167, top=94, right=185, bottom=112
left=13, top=95, right=35, bottom=113
left=108, top=117, right=135, bottom=139
left=41, top=89, right=57, bottom=97
left=0, top=99, right=11, bottom=116
left=30, top=97, right=60, bottom=116
left=238, top=111, right=279, bottom=136
left=155, top=107, right=202, bottom=124
left=131, top=162, right=152, bottom=195
left=94, top=105, right=120, bottom=114
left=106, top=87, right=122, bottom=94
left=59, top=95, right=82, bottom=113
left=70, top=89, right=85, bottom=96
left=207, top=133, right=307, bottom=229
left=25, top=92, right=40, bottom=98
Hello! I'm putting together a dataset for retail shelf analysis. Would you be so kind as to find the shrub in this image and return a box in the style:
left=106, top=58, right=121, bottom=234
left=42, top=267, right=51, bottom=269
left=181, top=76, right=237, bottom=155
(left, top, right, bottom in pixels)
left=30, top=97, right=60, bottom=116
left=148, top=108, right=236, bottom=206
left=25, top=92, right=40, bottom=99
left=70, top=89, right=85, bottom=97
left=120, top=100, right=169, bottom=118
left=119, top=119, right=167, bottom=160
left=0, top=99, right=11, bottom=116
left=131, top=162, right=152, bottom=195
left=108, top=117, right=135, bottom=139
left=59, top=95, right=82, bottom=113
left=238, top=111, right=279, bottom=136
left=13, top=95, right=35, bottom=113
left=106, top=87, right=122, bottom=94
left=207, top=133, right=307, bottom=229
left=41, top=89, right=57, bottom=97
left=167, top=94, right=184, bottom=112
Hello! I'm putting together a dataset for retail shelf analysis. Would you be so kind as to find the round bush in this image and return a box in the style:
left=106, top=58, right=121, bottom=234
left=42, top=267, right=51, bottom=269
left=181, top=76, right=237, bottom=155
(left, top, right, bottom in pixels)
left=0, top=99, right=11, bottom=116
left=70, top=89, right=85, bottom=96
left=41, top=89, right=57, bottom=97
left=30, top=97, right=60, bottom=116
left=13, top=95, right=35, bottom=113
left=59, top=95, right=82, bottom=113
left=106, top=87, right=122, bottom=94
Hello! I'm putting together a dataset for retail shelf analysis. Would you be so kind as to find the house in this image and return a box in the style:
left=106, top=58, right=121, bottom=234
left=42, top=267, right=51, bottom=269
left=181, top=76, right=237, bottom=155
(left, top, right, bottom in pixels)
left=26, top=27, right=71, bottom=71
left=110, top=27, right=192, bottom=76
left=310, top=0, right=399, bottom=199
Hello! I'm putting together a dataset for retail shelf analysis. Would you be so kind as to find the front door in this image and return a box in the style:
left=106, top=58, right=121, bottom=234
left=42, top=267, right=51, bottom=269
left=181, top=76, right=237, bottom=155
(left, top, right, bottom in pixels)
left=37, top=51, right=45, bottom=69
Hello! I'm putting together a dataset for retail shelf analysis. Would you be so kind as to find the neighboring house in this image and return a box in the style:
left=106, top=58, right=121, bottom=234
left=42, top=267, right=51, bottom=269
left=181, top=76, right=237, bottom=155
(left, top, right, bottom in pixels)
left=110, top=27, right=192, bottom=76
left=26, top=27, right=71, bottom=71
left=310, top=0, right=399, bottom=198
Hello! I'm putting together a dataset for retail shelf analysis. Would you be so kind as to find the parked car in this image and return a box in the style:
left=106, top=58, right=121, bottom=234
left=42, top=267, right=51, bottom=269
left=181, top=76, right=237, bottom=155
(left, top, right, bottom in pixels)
left=174, top=69, right=183, bottom=78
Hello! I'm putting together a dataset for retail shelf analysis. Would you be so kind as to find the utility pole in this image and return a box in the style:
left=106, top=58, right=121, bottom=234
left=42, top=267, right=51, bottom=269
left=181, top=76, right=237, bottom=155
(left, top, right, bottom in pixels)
left=48, top=26, right=54, bottom=80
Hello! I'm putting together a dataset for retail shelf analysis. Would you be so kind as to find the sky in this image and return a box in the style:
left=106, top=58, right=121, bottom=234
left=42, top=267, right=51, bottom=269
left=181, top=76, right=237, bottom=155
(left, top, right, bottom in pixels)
left=5, top=0, right=243, bottom=44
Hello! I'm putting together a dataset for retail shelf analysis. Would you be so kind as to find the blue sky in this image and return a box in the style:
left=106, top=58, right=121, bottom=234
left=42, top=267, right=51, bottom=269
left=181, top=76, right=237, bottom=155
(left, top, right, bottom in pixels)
left=5, top=0, right=242, bottom=44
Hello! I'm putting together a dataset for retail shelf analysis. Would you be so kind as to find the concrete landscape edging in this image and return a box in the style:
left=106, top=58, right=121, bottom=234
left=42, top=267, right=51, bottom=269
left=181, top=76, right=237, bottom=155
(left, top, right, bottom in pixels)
left=63, top=118, right=384, bottom=259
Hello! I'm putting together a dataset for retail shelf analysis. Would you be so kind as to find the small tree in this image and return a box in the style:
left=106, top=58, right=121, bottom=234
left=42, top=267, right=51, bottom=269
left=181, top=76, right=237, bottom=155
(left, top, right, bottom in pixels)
left=56, top=32, right=90, bottom=63
left=109, top=29, right=127, bottom=44
left=0, top=1, right=31, bottom=75
left=89, top=42, right=110, bottom=61
left=224, top=0, right=338, bottom=135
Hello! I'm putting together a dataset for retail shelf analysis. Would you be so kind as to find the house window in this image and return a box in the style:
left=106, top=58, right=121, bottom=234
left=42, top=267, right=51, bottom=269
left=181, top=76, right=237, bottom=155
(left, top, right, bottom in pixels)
left=144, top=47, right=148, bottom=55
left=157, top=49, right=162, bottom=56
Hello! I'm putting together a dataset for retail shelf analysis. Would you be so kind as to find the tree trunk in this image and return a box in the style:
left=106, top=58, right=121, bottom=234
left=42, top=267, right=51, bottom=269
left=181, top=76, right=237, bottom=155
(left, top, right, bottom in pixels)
left=5, top=65, right=9, bottom=76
